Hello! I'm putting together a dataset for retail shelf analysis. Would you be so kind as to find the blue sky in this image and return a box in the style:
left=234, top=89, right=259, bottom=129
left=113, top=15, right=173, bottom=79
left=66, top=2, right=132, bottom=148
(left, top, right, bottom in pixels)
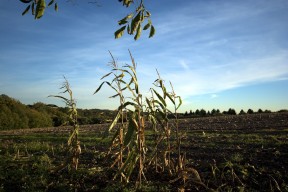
left=0, top=0, right=288, bottom=113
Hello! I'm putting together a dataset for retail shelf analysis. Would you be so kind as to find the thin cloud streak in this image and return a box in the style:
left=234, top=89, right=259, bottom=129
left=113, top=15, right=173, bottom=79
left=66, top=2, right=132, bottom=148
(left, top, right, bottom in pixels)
left=164, top=51, right=288, bottom=100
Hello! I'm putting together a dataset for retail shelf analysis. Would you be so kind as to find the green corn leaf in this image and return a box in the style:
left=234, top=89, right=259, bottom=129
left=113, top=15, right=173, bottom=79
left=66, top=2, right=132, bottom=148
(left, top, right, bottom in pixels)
left=67, top=129, right=77, bottom=146
left=124, top=118, right=137, bottom=146
left=48, top=95, right=69, bottom=103
left=22, top=5, right=31, bottom=16
left=153, top=89, right=166, bottom=107
left=108, top=127, right=120, bottom=144
left=35, top=0, right=46, bottom=19
left=109, top=93, right=120, bottom=98
left=176, top=96, right=182, bottom=110
left=48, top=0, right=54, bottom=6
left=149, top=25, right=155, bottom=38
left=94, top=82, right=105, bottom=94
left=145, top=98, right=153, bottom=111
left=100, top=72, right=112, bottom=80
left=114, top=149, right=136, bottom=180
left=94, top=81, right=115, bottom=94
left=166, top=93, right=175, bottom=105
left=119, top=101, right=137, bottom=111
left=114, top=26, right=126, bottom=39
left=126, top=153, right=139, bottom=179
left=152, top=100, right=165, bottom=111
left=108, top=111, right=121, bottom=132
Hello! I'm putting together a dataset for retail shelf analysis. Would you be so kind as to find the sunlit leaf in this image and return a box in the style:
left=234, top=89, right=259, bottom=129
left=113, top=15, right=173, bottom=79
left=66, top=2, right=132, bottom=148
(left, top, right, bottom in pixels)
left=143, top=22, right=151, bottom=30
left=114, top=26, right=126, bottom=39
left=130, top=11, right=141, bottom=34
left=149, top=25, right=155, bottom=38
left=35, top=0, right=46, bottom=19
left=134, top=23, right=142, bottom=40
left=124, top=118, right=137, bottom=146
left=118, top=19, right=128, bottom=25
left=166, top=93, right=175, bottom=105
left=108, top=111, right=121, bottom=132
left=145, top=11, right=151, bottom=17
left=176, top=96, right=182, bottom=110
left=153, top=89, right=166, bottom=107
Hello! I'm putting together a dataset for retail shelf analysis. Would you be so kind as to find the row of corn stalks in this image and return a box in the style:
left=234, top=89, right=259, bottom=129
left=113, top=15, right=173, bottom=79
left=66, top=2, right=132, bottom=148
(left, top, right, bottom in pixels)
left=50, top=51, right=204, bottom=190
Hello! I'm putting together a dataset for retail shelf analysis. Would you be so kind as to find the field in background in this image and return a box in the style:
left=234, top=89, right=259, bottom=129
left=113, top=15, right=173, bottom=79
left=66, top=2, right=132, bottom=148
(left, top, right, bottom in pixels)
left=0, top=112, right=287, bottom=191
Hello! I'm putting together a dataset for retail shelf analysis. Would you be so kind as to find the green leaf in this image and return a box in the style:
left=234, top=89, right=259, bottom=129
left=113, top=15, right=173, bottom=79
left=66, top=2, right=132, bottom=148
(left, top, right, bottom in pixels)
left=94, top=82, right=106, bottom=94
left=130, top=11, right=141, bottom=34
left=176, top=96, right=182, bottom=110
left=149, top=25, right=155, bottom=38
left=31, top=2, right=35, bottom=15
left=109, top=93, right=120, bottom=98
left=134, top=23, right=142, bottom=40
left=145, top=11, right=151, bottom=17
left=48, top=95, right=69, bottom=104
left=166, top=93, right=175, bottom=105
left=35, top=0, right=46, bottom=19
left=143, top=22, right=151, bottom=30
left=108, top=111, right=121, bottom=132
left=114, top=26, right=126, bottom=39
left=114, top=149, right=136, bottom=180
left=118, top=101, right=137, bottom=111
left=126, top=153, right=139, bottom=179
left=118, top=13, right=133, bottom=25
left=54, top=2, right=58, bottom=12
left=48, top=0, right=54, bottom=6
left=153, top=89, right=166, bottom=107
left=22, top=5, right=31, bottom=16
left=124, top=118, right=137, bottom=146
left=100, top=72, right=112, bottom=80
left=127, top=24, right=131, bottom=34
left=118, top=19, right=128, bottom=25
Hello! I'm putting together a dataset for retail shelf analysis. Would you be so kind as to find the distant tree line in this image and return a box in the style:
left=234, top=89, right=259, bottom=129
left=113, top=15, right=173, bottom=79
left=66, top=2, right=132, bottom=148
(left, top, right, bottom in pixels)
left=183, top=108, right=276, bottom=118
left=1, top=94, right=287, bottom=130
left=0, top=94, right=116, bottom=130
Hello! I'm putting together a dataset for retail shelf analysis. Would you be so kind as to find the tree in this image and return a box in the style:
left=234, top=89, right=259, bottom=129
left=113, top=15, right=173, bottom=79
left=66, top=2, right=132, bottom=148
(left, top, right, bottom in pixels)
left=239, top=109, right=246, bottom=115
left=184, top=111, right=188, bottom=116
left=257, top=109, right=263, bottom=113
left=19, top=0, right=155, bottom=40
left=227, top=108, right=236, bottom=115
left=247, top=109, right=254, bottom=114
left=189, top=110, right=193, bottom=116
left=199, top=109, right=206, bottom=117
left=195, top=109, right=200, bottom=116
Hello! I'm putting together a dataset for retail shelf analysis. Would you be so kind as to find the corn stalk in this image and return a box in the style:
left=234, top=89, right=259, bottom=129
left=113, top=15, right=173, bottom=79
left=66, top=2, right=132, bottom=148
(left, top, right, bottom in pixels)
left=49, top=76, right=81, bottom=172
left=95, top=51, right=146, bottom=188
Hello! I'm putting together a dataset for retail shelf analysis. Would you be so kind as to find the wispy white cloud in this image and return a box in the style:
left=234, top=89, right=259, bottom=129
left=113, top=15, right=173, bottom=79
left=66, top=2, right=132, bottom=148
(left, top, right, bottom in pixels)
left=210, top=94, right=218, bottom=99
left=163, top=51, right=288, bottom=99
